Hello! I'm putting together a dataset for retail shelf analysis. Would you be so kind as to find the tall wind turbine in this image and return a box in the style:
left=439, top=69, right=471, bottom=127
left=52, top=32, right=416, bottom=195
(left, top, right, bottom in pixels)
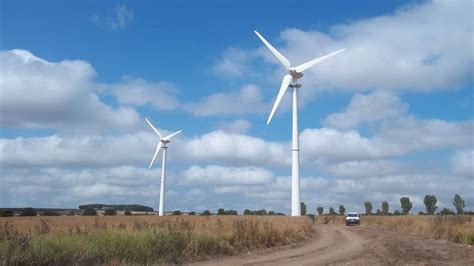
left=145, top=118, right=182, bottom=216
left=254, top=30, right=344, bottom=216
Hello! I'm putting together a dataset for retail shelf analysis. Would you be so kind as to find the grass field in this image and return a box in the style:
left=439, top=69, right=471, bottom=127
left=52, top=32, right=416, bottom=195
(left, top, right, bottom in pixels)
left=0, top=216, right=312, bottom=265
left=314, top=215, right=474, bottom=245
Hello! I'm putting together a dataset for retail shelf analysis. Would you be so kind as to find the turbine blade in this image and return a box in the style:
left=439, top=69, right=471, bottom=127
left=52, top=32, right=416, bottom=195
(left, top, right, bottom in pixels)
left=294, top=48, right=345, bottom=73
left=149, top=141, right=163, bottom=169
left=267, top=74, right=292, bottom=125
left=163, top=130, right=182, bottom=141
left=254, top=30, right=291, bottom=70
left=145, top=118, right=162, bottom=138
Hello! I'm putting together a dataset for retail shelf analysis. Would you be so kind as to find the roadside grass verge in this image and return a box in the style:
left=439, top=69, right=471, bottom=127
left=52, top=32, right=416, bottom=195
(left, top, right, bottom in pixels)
left=0, top=216, right=312, bottom=265
left=314, top=215, right=473, bottom=245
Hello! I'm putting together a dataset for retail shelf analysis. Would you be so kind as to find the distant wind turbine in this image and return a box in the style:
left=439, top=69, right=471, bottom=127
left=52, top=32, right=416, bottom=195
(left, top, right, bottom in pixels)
left=145, top=118, right=182, bottom=216
left=254, top=30, right=345, bottom=216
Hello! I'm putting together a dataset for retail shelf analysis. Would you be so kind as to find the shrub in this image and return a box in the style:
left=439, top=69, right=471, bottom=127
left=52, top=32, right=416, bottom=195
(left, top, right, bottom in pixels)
left=103, top=209, right=117, bottom=216
left=0, top=210, right=14, bottom=217
left=124, top=210, right=132, bottom=216
left=41, top=211, right=60, bottom=216
left=82, top=208, right=97, bottom=216
left=172, top=210, right=182, bottom=216
left=20, top=208, right=37, bottom=216
left=200, top=210, right=211, bottom=216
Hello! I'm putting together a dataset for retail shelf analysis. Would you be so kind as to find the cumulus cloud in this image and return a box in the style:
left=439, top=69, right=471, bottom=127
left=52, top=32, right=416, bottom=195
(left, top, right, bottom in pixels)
left=184, top=84, right=268, bottom=116
left=212, top=48, right=256, bottom=77
left=218, top=119, right=252, bottom=134
left=451, top=150, right=474, bottom=177
left=277, top=0, right=473, bottom=92
left=110, top=77, right=180, bottom=110
left=0, top=49, right=141, bottom=132
left=324, top=91, right=408, bottom=129
left=182, top=165, right=274, bottom=186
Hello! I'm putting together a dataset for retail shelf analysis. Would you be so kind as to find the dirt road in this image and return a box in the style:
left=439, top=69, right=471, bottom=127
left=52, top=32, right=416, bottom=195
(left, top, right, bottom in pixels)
left=197, top=224, right=473, bottom=265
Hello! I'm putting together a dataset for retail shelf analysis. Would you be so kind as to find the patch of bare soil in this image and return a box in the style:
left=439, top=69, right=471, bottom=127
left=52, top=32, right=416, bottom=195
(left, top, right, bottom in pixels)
left=193, top=224, right=473, bottom=265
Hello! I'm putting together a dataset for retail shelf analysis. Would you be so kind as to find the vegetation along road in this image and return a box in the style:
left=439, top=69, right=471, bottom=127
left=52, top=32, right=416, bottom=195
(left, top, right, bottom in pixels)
left=200, top=224, right=474, bottom=265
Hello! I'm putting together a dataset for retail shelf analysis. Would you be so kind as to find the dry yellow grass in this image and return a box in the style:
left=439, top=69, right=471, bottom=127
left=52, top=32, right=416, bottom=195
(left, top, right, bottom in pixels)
left=314, top=215, right=473, bottom=245
left=1, top=215, right=313, bottom=264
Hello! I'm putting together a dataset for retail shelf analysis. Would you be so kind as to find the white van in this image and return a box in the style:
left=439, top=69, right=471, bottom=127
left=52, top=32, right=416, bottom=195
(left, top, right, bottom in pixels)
left=345, top=212, right=360, bottom=226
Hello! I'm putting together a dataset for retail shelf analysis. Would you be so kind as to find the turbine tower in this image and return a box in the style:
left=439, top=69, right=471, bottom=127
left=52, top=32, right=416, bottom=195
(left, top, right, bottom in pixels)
left=145, top=118, right=182, bottom=216
left=254, top=30, right=344, bottom=216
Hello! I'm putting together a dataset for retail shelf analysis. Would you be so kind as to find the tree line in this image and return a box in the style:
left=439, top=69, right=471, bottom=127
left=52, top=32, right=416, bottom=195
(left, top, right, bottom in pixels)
left=311, top=194, right=468, bottom=216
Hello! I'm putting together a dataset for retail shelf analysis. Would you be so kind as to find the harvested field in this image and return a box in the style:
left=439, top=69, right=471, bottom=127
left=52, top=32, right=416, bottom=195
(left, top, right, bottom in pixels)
left=314, top=215, right=474, bottom=245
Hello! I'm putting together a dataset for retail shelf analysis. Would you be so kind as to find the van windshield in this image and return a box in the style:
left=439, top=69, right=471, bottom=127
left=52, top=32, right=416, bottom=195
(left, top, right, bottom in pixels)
left=347, top=214, right=358, bottom=217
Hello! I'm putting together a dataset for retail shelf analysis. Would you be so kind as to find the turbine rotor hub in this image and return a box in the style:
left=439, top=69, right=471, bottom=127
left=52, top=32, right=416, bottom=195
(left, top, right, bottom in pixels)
left=289, top=69, right=303, bottom=80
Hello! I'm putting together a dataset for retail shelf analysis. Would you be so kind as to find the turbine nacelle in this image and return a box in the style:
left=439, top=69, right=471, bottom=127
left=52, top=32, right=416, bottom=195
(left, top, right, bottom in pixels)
left=254, top=30, right=345, bottom=125
left=145, top=118, right=182, bottom=169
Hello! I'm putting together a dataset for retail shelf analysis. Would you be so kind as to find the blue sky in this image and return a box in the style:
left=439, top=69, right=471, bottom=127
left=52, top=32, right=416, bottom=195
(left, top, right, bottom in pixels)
left=0, top=0, right=473, bottom=214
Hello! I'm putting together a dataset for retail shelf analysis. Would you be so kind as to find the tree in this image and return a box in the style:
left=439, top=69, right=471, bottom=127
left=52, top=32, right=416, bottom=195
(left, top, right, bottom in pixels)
left=200, top=210, right=211, bottom=216
left=364, top=201, right=373, bottom=215
left=268, top=211, right=275, bottom=215
left=0, top=210, right=14, bottom=217
left=338, top=205, right=345, bottom=216
left=217, top=208, right=225, bottom=215
left=104, top=209, right=117, bottom=216
left=329, top=207, right=337, bottom=215
left=20, top=207, right=37, bottom=216
left=438, top=207, right=455, bottom=215
left=300, top=202, right=307, bottom=216
left=453, top=194, right=465, bottom=214
left=188, top=211, right=196, bottom=216
left=423, top=195, right=438, bottom=215
left=82, top=208, right=97, bottom=216
left=172, top=210, right=182, bottom=215
left=381, top=201, right=389, bottom=215
left=400, top=197, right=412, bottom=215
left=124, top=210, right=132, bottom=216
left=243, top=209, right=251, bottom=215
left=317, top=206, right=323, bottom=216
left=393, top=210, right=402, bottom=216
left=42, top=210, right=60, bottom=216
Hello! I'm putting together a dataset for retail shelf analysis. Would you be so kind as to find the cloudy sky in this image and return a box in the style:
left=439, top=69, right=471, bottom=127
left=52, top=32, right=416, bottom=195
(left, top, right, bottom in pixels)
left=1, top=0, right=472, bottom=214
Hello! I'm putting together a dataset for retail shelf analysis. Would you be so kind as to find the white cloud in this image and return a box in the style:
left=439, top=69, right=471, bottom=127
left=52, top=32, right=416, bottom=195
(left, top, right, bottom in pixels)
left=451, top=150, right=474, bottom=177
left=184, top=84, right=268, bottom=116
left=0, top=49, right=141, bottom=132
left=276, top=0, right=473, bottom=92
left=212, top=48, right=256, bottom=77
left=91, top=4, right=133, bottom=31
left=179, top=130, right=289, bottom=167
left=218, top=119, right=252, bottom=134
left=110, top=77, right=180, bottom=110
left=324, top=91, right=407, bottom=129
left=182, top=165, right=274, bottom=186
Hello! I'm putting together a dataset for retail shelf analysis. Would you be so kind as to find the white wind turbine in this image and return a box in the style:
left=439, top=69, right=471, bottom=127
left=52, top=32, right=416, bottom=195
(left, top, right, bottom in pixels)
left=145, top=118, right=182, bottom=216
left=254, top=30, right=345, bottom=216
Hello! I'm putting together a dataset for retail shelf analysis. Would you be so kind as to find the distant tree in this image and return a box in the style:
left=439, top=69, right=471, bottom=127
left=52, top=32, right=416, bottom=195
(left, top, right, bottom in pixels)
left=243, top=209, right=251, bottom=215
left=201, top=210, right=211, bottom=216
left=329, top=207, right=337, bottom=215
left=82, top=208, right=97, bottom=216
left=393, top=210, right=402, bottom=216
left=217, top=208, right=225, bottom=215
left=172, top=210, right=182, bottom=215
left=188, top=211, right=196, bottom=216
left=42, top=210, right=60, bottom=216
left=124, top=210, right=132, bottom=216
left=400, top=197, right=412, bottom=215
left=20, top=207, right=37, bottom=216
left=438, top=207, right=455, bottom=215
left=104, top=209, right=117, bottom=216
left=268, top=211, right=275, bottom=215
left=338, top=205, right=346, bottom=216
left=300, top=202, right=307, bottom=216
left=453, top=194, right=465, bottom=215
left=423, top=195, right=438, bottom=215
left=317, top=206, right=323, bottom=216
left=418, top=211, right=425, bottom=215
left=275, top=212, right=285, bottom=216
left=0, top=210, right=14, bottom=217
left=381, top=201, right=389, bottom=215
left=364, top=201, right=373, bottom=215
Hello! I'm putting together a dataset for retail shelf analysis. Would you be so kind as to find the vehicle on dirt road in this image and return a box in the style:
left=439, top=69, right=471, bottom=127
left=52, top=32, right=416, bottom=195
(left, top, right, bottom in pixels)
left=345, top=212, right=360, bottom=226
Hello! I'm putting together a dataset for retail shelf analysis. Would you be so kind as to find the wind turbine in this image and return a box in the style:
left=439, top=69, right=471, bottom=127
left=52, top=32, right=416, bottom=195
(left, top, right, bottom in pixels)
left=254, top=30, right=344, bottom=216
left=145, top=118, right=182, bottom=216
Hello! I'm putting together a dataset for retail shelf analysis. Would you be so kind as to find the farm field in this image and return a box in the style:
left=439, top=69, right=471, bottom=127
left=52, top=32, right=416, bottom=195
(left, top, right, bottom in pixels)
left=0, top=216, right=312, bottom=265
